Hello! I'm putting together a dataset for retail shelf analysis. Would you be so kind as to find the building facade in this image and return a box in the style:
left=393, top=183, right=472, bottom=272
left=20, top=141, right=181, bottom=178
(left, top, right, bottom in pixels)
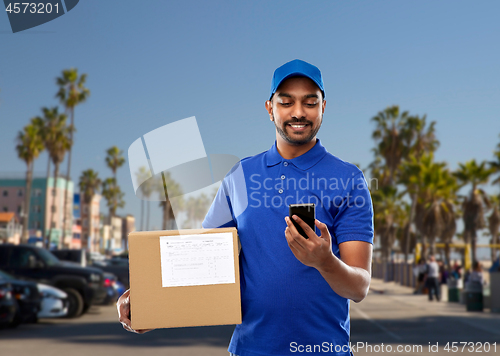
left=121, top=214, right=135, bottom=250
left=0, top=212, right=21, bottom=244
left=0, top=176, right=73, bottom=246
left=79, top=193, right=101, bottom=252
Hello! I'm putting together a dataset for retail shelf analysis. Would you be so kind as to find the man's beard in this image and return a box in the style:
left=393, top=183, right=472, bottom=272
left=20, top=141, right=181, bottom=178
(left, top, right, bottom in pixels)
left=273, top=113, right=322, bottom=145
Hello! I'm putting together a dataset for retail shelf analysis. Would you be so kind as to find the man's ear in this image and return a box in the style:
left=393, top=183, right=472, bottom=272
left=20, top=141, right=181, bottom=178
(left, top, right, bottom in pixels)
left=265, top=100, right=274, bottom=121
left=322, top=99, right=326, bottom=114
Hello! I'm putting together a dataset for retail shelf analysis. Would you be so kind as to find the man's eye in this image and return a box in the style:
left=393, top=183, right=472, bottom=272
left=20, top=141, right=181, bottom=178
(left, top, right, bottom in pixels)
left=280, top=102, right=292, bottom=107
left=305, top=103, right=318, bottom=107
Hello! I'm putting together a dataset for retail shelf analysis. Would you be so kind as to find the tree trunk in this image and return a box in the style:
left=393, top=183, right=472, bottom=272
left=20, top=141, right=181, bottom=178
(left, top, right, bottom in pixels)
left=162, top=201, right=168, bottom=230
left=471, top=230, right=478, bottom=264
left=404, top=192, right=417, bottom=262
left=444, top=242, right=451, bottom=271
left=108, top=207, right=115, bottom=253
left=43, top=158, right=51, bottom=243
left=81, top=195, right=92, bottom=251
left=429, top=236, right=436, bottom=256
left=147, top=200, right=150, bottom=230
left=421, top=235, right=428, bottom=261
left=140, top=199, right=144, bottom=231
left=46, top=165, right=59, bottom=249
left=61, top=108, right=74, bottom=249
left=21, top=162, right=34, bottom=243
left=492, top=233, right=499, bottom=262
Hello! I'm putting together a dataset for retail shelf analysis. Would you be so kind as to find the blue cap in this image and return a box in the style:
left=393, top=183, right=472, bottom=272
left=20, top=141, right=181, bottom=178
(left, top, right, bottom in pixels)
left=269, top=59, right=325, bottom=100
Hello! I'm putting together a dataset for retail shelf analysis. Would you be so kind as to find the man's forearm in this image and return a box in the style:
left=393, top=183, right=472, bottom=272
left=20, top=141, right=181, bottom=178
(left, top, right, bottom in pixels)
left=316, top=253, right=371, bottom=303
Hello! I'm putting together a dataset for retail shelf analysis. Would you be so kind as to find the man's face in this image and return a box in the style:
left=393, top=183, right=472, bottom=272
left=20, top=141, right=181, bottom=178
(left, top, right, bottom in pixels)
left=266, top=76, right=326, bottom=146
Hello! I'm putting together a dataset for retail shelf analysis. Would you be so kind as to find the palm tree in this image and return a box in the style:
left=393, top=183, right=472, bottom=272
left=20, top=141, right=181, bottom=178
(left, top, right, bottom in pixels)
left=105, top=146, right=125, bottom=182
left=31, top=115, right=53, bottom=242
left=16, top=121, right=45, bottom=243
left=371, top=185, right=405, bottom=264
left=488, top=195, right=500, bottom=262
left=421, top=161, right=457, bottom=257
left=490, top=134, right=500, bottom=187
left=103, top=146, right=126, bottom=244
left=79, top=169, right=101, bottom=249
left=158, top=172, right=183, bottom=230
left=135, top=166, right=154, bottom=231
left=42, top=108, right=72, bottom=248
left=400, top=155, right=424, bottom=260
left=422, top=199, right=456, bottom=258
left=454, top=160, right=493, bottom=263
left=439, top=202, right=458, bottom=270
left=403, top=153, right=458, bottom=261
left=56, top=68, right=90, bottom=245
left=488, top=136, right=500, bottom=262
left=399, top=114, right=439, bottom=261
left=184, top=194, right=211, bottom=229
left=371, top=105, right=409, bottom=186
left=102, top=177, right=125, bottom=222
left=401, top=115, right=439, bottom=159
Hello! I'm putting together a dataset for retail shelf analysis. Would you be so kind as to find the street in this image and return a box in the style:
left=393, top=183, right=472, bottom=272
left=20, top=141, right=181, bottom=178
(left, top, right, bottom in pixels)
left=1, top=279, right=499, bottom=355
left=350, top=279, right=500, bottom=355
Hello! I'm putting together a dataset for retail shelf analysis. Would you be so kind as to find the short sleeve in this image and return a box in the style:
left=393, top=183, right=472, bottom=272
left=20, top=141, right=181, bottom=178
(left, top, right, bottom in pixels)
left=332, top=172, right=374, bottom=244
left=202, top=178, right=237, bottom=229
left=203, top=160, right=248, bottom=229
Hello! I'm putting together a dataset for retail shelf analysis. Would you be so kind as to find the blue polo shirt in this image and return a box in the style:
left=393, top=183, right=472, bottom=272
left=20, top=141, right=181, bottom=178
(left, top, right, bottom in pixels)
left=203, top=138, right=374, bottom=356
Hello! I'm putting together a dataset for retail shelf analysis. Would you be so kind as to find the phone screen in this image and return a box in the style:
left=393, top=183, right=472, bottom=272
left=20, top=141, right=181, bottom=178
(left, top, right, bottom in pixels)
left=288, top=203, right=315, bottom=239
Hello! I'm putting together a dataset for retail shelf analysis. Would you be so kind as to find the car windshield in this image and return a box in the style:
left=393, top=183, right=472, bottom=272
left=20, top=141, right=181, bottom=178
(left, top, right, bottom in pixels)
left=37, top=249, right=61, bottom=266
left=0, top=270, right=14, bottom=281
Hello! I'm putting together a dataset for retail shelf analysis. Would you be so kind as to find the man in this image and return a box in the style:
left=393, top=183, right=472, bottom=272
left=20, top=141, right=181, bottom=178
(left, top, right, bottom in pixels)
left=117, top=59, right=374, bottom=356
left=425, top=255, right=440, bottom=301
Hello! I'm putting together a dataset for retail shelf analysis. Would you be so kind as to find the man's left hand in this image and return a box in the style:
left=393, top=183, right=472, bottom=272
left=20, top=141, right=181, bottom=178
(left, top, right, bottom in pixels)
left=284, top=215, right=333, bottom=271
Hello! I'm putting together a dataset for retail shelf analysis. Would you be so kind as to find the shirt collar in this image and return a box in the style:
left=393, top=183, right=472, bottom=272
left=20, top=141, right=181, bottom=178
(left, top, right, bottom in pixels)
left=265, top=138, right=327, bottom=170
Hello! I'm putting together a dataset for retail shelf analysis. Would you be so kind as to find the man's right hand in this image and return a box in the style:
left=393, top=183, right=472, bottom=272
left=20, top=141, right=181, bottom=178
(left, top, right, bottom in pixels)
left=116, top=289, right=153, bottom=334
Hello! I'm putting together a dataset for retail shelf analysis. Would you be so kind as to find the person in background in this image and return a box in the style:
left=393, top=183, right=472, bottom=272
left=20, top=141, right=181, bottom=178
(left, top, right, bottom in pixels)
left=425, top=255, right=440, bottom=301
left=451, top=261, right=462, bottom=280
left=438, top=260, right=448, bottom=285
left=489, top=255, right=500, bottom=273
left=414, top=258, right=427, bottom=294
left=468, top=261, right=486, bottom=286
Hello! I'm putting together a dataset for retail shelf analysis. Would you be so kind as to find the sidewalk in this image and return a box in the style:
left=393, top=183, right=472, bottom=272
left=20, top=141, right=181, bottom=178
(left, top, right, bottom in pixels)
left=369, top=277, right=498, bottom=309
left=349, top=278, right=500, bottom=355
left=369, top=278, right=498, bottom=311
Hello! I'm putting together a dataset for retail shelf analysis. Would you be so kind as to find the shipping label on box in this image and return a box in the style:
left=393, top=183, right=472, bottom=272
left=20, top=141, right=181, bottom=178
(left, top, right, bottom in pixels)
left=128, top=227, right=241, bottom=330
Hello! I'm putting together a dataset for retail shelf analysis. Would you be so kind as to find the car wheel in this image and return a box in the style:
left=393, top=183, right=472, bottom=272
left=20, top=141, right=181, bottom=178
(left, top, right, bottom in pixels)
left=9, top=301, right=21, bottom=328
left=81, top=302, right=91, bottom=314
left=9, top=313, right=22, bottom=328
left=63, top=288, right=84, bottom=318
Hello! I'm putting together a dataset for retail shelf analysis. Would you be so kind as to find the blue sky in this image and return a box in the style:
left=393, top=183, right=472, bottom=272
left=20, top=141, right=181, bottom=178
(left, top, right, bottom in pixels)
left=1, top=0, right=499, bottom=235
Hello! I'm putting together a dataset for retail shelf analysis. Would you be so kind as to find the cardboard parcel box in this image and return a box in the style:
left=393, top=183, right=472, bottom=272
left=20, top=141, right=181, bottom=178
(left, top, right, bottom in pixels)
left=128, top=227, right=241, bottom=330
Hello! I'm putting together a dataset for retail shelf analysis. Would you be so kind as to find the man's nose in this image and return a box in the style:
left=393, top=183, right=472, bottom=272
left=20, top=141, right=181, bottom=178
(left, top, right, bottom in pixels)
left=291, top=104, right=306, bottom=120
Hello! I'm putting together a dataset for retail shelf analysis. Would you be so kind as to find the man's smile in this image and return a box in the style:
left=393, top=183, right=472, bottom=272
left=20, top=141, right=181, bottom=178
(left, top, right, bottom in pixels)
left=286, top=122, right=310, bottom=132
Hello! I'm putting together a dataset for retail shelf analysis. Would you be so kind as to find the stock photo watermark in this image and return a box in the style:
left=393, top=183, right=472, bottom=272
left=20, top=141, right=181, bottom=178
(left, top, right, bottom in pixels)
left=3, top=0, right=79, bottom=33
left=248, top=172, right=377, bottom=209
left=290, top=341, right=498, bottom=353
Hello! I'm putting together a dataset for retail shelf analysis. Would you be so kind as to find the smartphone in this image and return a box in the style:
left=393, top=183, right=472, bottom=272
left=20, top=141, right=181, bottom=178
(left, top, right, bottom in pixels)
left=288, top=203, right=315, bottom=239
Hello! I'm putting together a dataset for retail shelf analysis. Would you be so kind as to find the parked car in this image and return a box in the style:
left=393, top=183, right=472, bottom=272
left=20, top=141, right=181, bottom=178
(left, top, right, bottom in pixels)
left=37, top=283, right=68, bottom=318
left=96, top=258, right=129, bottom=289
left=51, top=249, right=87, bottom=267
left=52, top=249, right=130, bottom=289
left=100, top=272, right=126, bottom=305
left=0, top=244, right=107, bottom=318
left=0, top=270, right=40, bottom=326
left=0, top=282, right=17, bottom=328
